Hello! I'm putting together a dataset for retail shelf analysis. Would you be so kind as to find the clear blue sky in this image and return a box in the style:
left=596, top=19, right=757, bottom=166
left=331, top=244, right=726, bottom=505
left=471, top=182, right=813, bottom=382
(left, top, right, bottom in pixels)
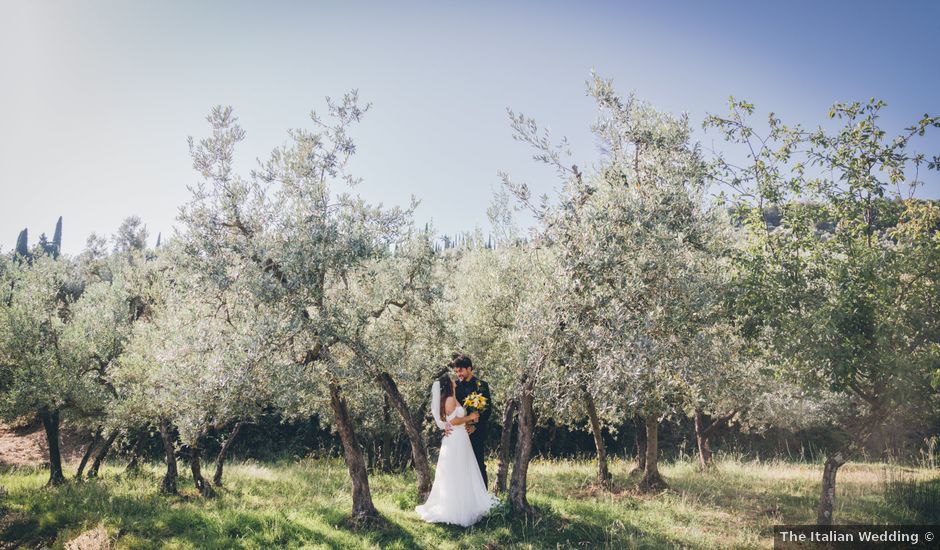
left=2, top=0, right=938, bottom=254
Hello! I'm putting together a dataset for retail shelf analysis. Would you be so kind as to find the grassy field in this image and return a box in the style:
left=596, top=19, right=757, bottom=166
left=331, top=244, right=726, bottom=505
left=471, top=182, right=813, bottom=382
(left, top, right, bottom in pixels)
left=0, top=456, right=935, bottom=549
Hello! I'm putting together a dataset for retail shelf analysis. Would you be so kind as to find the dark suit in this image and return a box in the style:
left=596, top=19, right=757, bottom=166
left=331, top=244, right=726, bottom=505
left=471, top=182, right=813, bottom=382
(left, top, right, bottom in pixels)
left=455, top=376, right=492, bottom=488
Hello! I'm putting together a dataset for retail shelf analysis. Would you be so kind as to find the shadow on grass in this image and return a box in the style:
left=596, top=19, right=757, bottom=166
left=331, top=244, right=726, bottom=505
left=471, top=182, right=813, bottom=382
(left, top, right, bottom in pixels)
left=656, top=462, right=925, bottom=527
left=0, top=483, right=704, bottom=550
left=0, top=478, right=366, bottom=549
left=399, top=498, right=715, bottom=550
left=658, top=465, right=818, bottom=523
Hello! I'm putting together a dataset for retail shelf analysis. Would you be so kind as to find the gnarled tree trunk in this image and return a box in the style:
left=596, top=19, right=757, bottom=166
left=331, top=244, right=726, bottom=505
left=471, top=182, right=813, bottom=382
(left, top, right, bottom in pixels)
left=39, top=408, right=65, bottom=486
left=509, top=372, right=536, bottom=516
left=816, top=453, right=846, bottom=525
left=87, top=430, right=119, bottom=478
left=639, top=416, right=667, bottom=491
left=213, top=421, right=243, bottom=487
left=693, top=409, right=712, bottom=471
left=494, top=397, right=517, bottom=495
left=329, top=381, right=378, bottom=520
left=634, top=415, right=647, bottom=472
left=190, top=446, right=215, bottom=497
left=76, top=429, right=102, bottom=479
left=693, top=408, right=737, bottom=471
left=158, top=420, right=178, bottom=494
left=584, top=390, right=611, bottom=486
left=376, top=371, right=432, bottom=500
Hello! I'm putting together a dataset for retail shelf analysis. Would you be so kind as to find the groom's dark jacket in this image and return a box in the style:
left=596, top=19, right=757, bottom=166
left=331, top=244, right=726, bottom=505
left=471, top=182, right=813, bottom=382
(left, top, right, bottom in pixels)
left=455, top=376, right=492, bottom=435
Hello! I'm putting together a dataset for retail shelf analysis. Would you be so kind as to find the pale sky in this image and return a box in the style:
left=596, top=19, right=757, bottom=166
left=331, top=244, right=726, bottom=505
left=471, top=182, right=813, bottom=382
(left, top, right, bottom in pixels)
left=2, top=1, right=938, bottom=254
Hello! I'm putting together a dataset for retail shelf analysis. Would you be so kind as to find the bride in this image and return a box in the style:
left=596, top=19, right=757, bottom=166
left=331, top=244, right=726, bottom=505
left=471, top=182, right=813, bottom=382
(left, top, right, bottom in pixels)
left=415, top=373, right=497, bottom=527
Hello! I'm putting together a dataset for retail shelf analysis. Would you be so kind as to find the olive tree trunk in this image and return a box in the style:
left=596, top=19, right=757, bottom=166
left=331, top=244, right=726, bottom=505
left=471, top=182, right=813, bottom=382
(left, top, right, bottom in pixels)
left=815, top=453, right=846, bottom=525
left=639, top=416, right=667, bottom=491
left=494, top=397, right=517, bottom=495
left=87, top=430, right=119, bottom=478
left=376, top=371, right=432, bottom=500
left=693, top=408, right=737, bottom=471
left=213, top=421, right=243, bottom=487
left=190, top=446, right=215, bottom=497
left=158, top=420, right=178, bottom=494
left=76, top=429, right=102, bottom=479
left=693, top=409, right=712, bottom=471
left=39, top=408, right=65, bottom=486
left=634, top=415, right=647, bottom=472
left=584, top=390, right=611, bottom=486
left=508, top=372, right=536, bottom=516
left=329, top=381, right=378, bottom=520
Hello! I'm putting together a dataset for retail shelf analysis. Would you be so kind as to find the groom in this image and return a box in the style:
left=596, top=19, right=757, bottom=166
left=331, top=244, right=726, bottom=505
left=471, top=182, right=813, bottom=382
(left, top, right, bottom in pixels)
left=449, top=354, right=492, bottom=488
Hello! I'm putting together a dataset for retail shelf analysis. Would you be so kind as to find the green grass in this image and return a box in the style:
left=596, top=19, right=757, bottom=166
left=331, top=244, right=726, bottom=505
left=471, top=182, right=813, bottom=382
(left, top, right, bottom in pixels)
left=882, top=469, right=940, bottom=524
left=0, top=456, right=935, bottom=549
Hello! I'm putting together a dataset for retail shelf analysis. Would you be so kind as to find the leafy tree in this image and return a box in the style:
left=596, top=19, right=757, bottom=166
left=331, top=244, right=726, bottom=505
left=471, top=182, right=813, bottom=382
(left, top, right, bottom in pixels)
left=445, top=230, right=559, bottom=514
left=503, top=74, right=734, bottom=492
left=340, top=233, right=452, bottom=499
left=0, top=255, right=122, bottom=485
left=80, top=233, right=109, bottom=264
left=105, top=238, right=291, bottom=494
left=65, top=259, right=137, bottom=479
left=178, top=94, right=418, bottom=520
left=705, top=97, right=940, bottom=524
left=0, top=256, right=72, bottom=485
left=112, top=216, right=149, bottom=253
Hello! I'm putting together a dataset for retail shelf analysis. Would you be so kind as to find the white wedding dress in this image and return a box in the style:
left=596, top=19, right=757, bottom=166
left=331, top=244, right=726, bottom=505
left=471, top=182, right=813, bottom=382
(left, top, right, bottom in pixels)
left=415, top=382, right=497, bottom=527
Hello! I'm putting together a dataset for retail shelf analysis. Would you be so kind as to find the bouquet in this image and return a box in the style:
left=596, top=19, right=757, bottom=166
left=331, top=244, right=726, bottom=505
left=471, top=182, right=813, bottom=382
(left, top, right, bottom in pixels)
left=462, top=392, right=488, bottom=414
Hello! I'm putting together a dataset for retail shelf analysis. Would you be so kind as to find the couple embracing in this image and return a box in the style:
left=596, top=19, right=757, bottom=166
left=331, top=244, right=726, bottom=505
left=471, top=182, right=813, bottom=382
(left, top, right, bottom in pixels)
left=415, top=354, right=498, bottom=527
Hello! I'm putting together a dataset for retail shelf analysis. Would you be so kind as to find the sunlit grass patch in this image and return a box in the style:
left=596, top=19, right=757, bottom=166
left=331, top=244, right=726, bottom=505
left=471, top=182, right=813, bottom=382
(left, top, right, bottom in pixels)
left=0, top=456, right=934, bottom=549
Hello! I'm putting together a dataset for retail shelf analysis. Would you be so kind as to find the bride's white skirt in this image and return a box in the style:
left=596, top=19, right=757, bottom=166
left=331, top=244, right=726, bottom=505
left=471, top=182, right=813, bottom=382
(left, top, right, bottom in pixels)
left=415, top=426, right=497, bottom=527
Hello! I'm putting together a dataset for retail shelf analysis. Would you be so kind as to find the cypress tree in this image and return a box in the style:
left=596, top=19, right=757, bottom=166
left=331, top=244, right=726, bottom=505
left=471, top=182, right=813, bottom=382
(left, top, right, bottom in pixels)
left=52, top=217, right=62, bottom=259
left=15, top=229, right=28, bottom=258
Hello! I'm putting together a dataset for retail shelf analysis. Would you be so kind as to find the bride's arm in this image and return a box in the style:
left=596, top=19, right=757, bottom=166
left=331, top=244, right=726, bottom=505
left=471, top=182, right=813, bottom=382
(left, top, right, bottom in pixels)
left=448, top=411, right=480, bottom=426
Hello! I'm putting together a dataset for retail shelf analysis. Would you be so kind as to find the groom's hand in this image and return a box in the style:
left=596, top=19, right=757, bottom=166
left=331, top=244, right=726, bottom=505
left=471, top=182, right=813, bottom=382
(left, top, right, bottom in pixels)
left=466, top=425, right=476, bottom=435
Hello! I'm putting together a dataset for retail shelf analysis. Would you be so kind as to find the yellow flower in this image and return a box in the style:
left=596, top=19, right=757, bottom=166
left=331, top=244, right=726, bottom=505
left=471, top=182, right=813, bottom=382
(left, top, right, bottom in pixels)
left=463, top=392, right=487, bottom=412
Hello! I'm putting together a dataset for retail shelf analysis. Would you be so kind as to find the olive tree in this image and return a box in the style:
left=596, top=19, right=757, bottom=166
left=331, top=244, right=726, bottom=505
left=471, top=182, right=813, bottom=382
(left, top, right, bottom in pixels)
left=343, top=233, right=452, bottom=499
left=445, top=231, right=560, bottom=514
left=503, top=74, right=735, bottom=492
left=705, top=97, right=940, bottom=524
left=0, top=256, right=78, bottom=485
left=0, top=254, right=130, bottom=486
left=179, top=93, right=419, bottom=519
